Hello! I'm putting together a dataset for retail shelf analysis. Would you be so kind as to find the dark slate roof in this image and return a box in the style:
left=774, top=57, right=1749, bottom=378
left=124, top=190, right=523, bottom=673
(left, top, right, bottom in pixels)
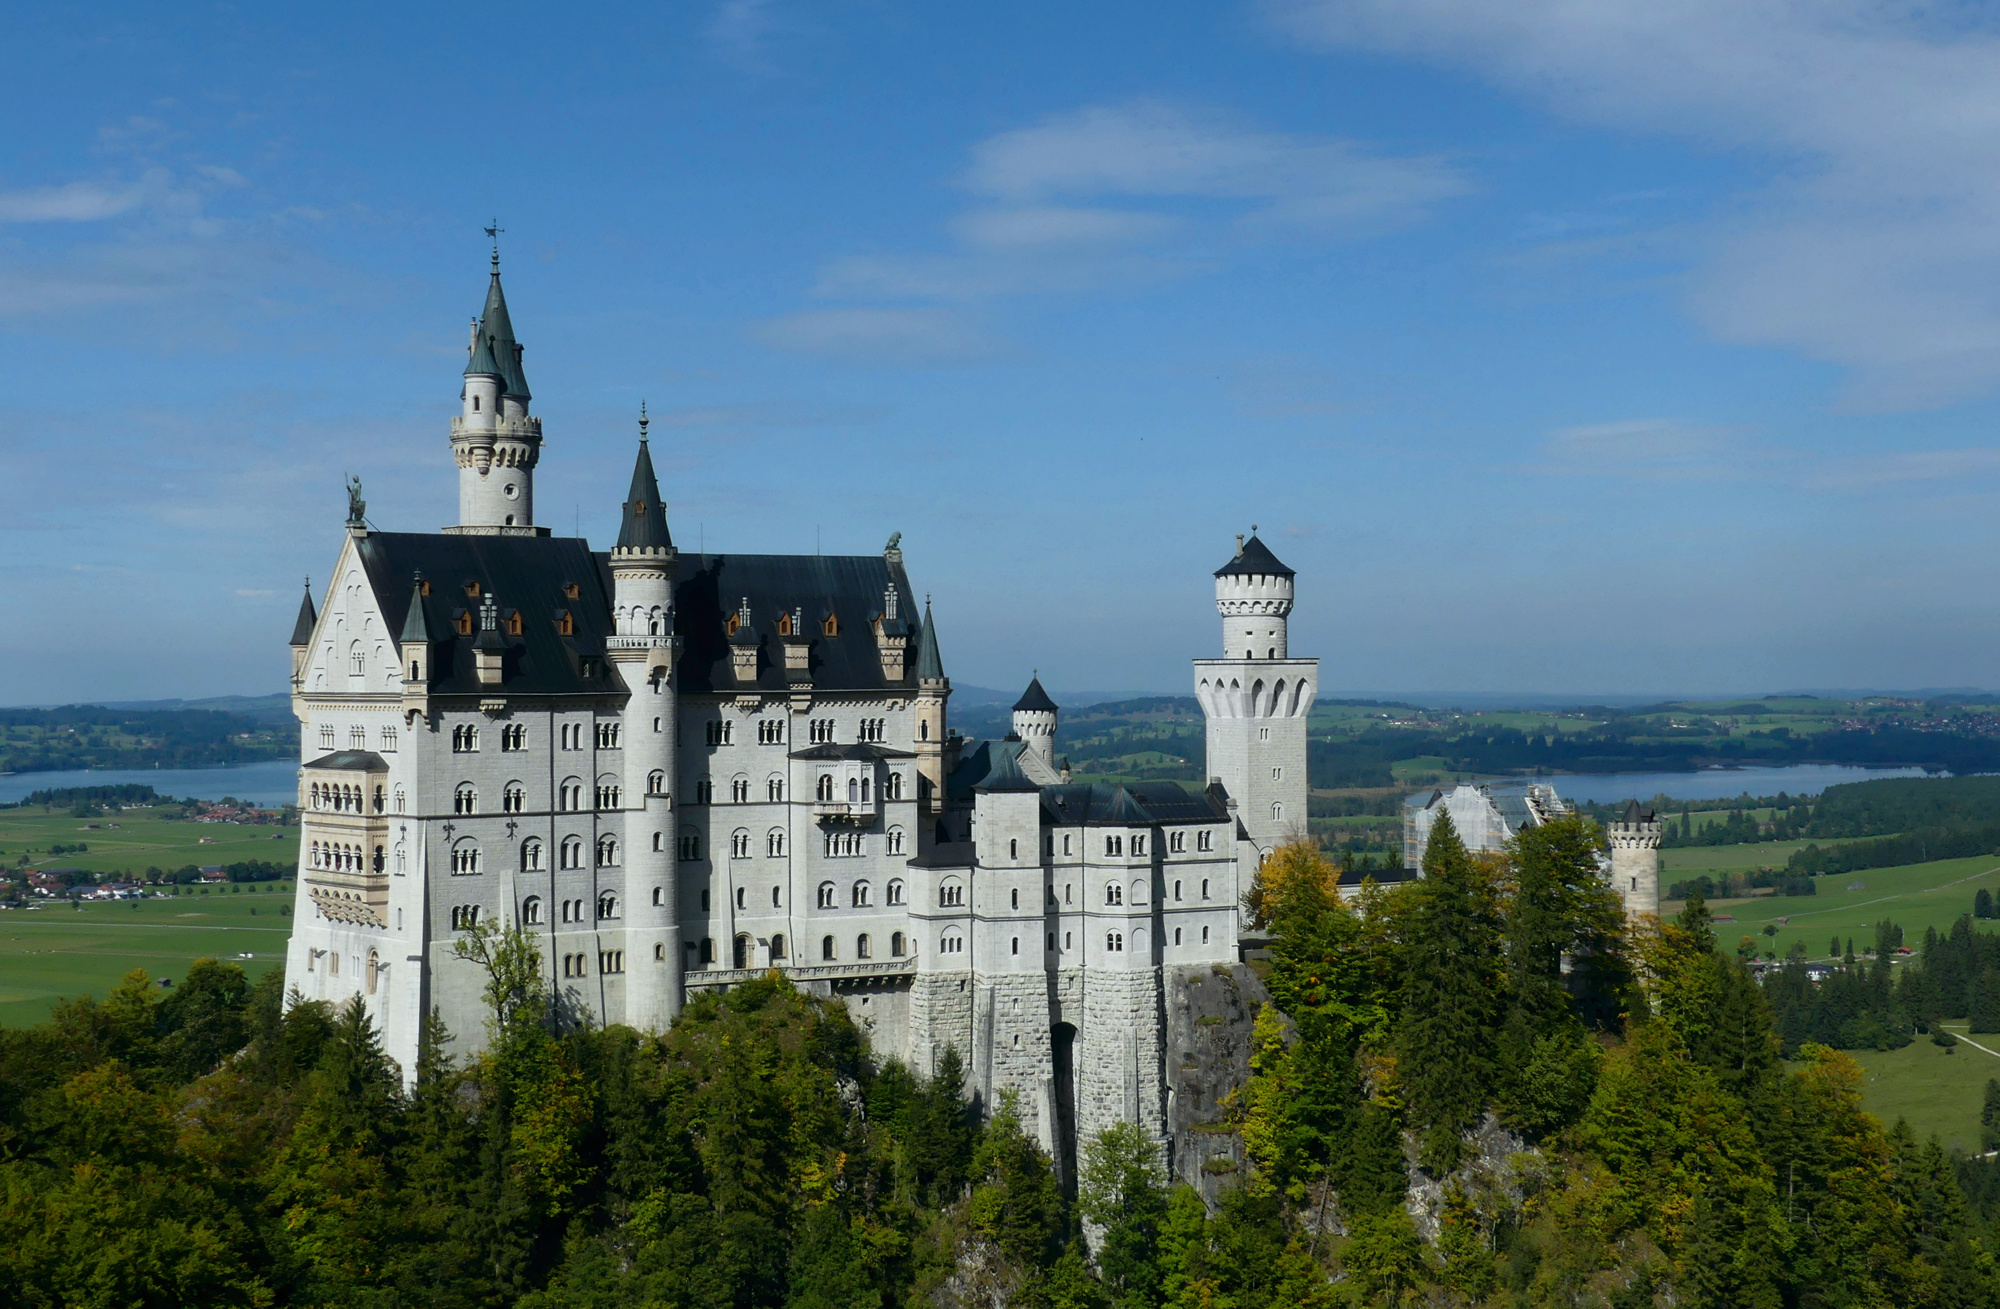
left=303, top=750, right=388, bottom=772
left=477, top=271, right=532, bottom=400
left=976, top=744, right=1041, bottom=793
left=1621, top=799, right=1656, bottom=824
left=669, top=552, right=921, bottom=695
left=1040, top=781, right=1229, bottom=827
left=1214, top=533, right=1295, bottom=579
left=352, top=532, right=621, bottom=697
left=789, top=743, right=917, bottom=761
left=290, top=583, right=318, bottom=646
left=1013, top=676, right=1058, bottom=714
left=616, top=439, right=673, bottom=551
left=400, top=577, right=435, bottom=643
left=913, top=599, right=944, bottom=680
left=464, top=323, right=504, bottom=378
left=1337, top=867, right=1419, bottom=888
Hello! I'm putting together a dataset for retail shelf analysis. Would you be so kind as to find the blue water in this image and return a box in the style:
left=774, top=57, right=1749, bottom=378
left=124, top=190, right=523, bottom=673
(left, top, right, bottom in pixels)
left=0, top=759, right=299, bottom=808
left=1549, top=764, right=1933, bottom=807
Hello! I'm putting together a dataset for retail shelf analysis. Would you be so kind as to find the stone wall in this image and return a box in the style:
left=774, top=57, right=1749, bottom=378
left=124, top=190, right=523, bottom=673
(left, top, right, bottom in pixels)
left=1162, top=961, right=1269, bottom=1203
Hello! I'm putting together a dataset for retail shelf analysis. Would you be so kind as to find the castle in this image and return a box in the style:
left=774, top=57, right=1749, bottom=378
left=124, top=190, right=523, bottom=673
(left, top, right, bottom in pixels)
left=281, top=252, right=1316, bottom=1174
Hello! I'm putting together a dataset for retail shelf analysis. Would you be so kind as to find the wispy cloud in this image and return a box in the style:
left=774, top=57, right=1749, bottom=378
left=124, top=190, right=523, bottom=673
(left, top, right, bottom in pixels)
left=708, top=0, right=781, bottom=70
left=757, top=99, right=1468, bottom=362
left=1537, top=418, right=2000, bottom=491
left=1270, top=0, right=2000, bottom=410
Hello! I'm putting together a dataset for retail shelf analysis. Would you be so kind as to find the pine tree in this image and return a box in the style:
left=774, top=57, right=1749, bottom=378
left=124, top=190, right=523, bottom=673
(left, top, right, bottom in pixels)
left=1978, top=887, right=1994, bottom=920
left=1395, top=812, right=1503, bottom=1173
left=1974, top=969, right=2000, bottom=1035
left=1982, top=1079, right=2000, bottom=1151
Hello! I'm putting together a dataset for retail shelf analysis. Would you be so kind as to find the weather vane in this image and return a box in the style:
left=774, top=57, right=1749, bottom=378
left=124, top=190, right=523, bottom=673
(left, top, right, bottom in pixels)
left=484, top=219, right=504, bottom=269
left=639, top=399, right=649, bottom=441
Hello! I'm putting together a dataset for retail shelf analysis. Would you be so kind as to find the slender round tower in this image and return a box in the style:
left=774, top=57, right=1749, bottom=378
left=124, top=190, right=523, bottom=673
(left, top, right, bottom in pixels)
left=1214, top=530, right=1293, bottom=659
left=1608, top=800, right=1662, bottom=922
left=1011, top=674, right=1058, bottom=773
left=448, top=241, right=543, bottom=535
left=605, top=409, right=682, bottom=1026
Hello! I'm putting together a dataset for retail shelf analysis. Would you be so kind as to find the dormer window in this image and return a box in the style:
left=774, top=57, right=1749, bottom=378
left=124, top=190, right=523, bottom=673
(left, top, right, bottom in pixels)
left=419, top=579, right=431, bottom=596
left=726, top=614, right=740, bottom=636
left=465, top=581, right=481, bottom=598
left=564, top=582, right=579, bottom=599
left=777, top=612, right=793, bottom=636
left=558, top=612, right=574, bottom=636
left=822, top=613, right=839, bottom=637
left=456, top=611, right=473, bottom=636
left=507, top=611, right=522, bottom=636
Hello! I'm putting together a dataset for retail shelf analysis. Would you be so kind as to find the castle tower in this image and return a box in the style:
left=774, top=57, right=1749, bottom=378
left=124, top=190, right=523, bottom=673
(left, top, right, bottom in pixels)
left=913, top=599, right=949, bottom=817
left=1192, top=533, right=1317, bottom=858
left=605, top=412, right=683, bottom=1026
left=1608, top=800, right=1662, bottom=922
left=448, top=244, right=544, bottom=535
left=1012, top=675, right=1058, bottom=773
left=289, top=579, right=317, bottom=691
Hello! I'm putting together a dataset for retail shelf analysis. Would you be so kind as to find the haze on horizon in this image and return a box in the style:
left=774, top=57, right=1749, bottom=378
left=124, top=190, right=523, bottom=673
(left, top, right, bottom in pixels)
left=5, top=2, right=2000, bottom=706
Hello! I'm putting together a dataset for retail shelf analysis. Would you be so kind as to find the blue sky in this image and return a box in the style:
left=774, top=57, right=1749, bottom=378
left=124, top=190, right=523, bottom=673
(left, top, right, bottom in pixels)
left=6, top=1, right=2000, bottom=703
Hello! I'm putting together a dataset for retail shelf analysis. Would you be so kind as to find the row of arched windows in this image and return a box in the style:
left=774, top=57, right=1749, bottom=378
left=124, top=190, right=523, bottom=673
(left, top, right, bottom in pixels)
left=813, top=878, right=907, bottom=909
left=309, top=840, right=378, bottom=872
left=308, top=781, right=371, bottom=812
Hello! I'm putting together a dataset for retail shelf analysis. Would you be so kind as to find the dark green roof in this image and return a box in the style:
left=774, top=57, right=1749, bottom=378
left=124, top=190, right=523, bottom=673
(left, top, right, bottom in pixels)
left=1214, top=533, right=1294, bottom=579
left=914, top=600, right=944, bottom=680
left=289, top=583, right=317, bottom=646
left=399, top=576, right=434, bottom=643
left=616, top=439, right=673, bottom=551
left=975, top=742, right=1042, bottom=793
left=1013, top=676, right=1057, bottom=714
left=463, top=271, right=531, bottom=399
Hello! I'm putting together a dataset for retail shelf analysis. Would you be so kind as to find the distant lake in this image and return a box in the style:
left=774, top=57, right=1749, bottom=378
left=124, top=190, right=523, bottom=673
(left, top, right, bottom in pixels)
left=1550, top=764, right=1933, bottom=807
left=0, top=759, right=299, bottom=808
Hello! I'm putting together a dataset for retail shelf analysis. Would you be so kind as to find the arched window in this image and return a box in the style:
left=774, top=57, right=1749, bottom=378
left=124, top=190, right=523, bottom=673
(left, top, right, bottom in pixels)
left=454, top=783, right=476, bottom=814
left=848, top=776, right=859, bottom=803
left=856, top=933, right=871, bottom=959
left=731, top=829, right=750, bottom=858
left=886, top=878, right=905, bottom=906
left=817, top=774, right=835, bottom=802
left=561, top=836, right=584, bottom=870
left=767, top=775, right=784, bottom=802
left=767, top=828, right=786, bottom=857
left=735, top=886, right=746, bottom=909
left=1131, top=879, right=1148, bottom=905
left=1107, top=931, right=1124, bottom=952
left=771, top=933, right=787, bottom=959
left=366, top=949, right=379, bottom=994
left=822, top=935, right=837, bottom=961
left=939, top=879, right=964, bottom=907
left=652, top=886, right=664, bottom=906
left=678, top=828, right=701, bottom=862
left=852, top=881, right=871, bottom=907
left=940, top=932, right=963, bottom=954
left=648, top=770, right=666, bottom=795
left=818, top=882, right=836, bottom=909
left=1272, top=801, right=1283, bottom=823
left=885, top=772, right=903, bottom=800
left=733, top=935, right=750, bottom=969
left=891, top=931, right=905, bottom=957
left=652, top=831, right=663, bottom=852
left=598, top=892, right=619, bottom=920
left=1008, top=838, right=1018, bottom=859
left=1105, top=882, right=1123, bottom=906
left=1201, top=878, right=1211, bottom=901
left=503, top=782, right=525, bottom=813
left=559, top=778, right=582, bottom=811
left=522, top=839, right=545, bottom=871
left=522, top=896, right=543, bottom=924
left=451, top=841, right=479, bottom=875
left=731, top=776, right=749, bottom=803
left=772, top=885, right=782, bottom=907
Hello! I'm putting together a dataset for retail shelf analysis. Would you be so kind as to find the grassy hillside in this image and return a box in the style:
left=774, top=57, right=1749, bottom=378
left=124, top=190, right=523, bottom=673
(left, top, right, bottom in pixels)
left=0, top=802, right=296, bottom=878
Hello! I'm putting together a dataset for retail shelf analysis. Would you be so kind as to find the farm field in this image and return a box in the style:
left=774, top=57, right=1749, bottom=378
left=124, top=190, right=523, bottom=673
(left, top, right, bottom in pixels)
left=1843, top=1024, right=2000, bottom=1151
left=0, top=803, right=296, bottom=875
left=1665, top=852, right=2000, bottom=961
left=0, top=890, right=291, bottom=1027
left=1660, top=838, right=1822, bottom=876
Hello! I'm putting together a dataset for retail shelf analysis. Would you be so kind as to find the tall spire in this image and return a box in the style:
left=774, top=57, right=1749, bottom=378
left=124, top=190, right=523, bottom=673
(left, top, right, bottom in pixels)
left=290, top=578, right=317, bottom=646
left=914, top=597, right=944, bottom=680
left=400, top=574, right=435, bottom=643
left=617, top=405, right=673, bottom=551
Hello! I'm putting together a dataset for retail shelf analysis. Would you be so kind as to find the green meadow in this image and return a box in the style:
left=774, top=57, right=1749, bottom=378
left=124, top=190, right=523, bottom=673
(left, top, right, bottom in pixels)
left=0, top=802, right=297, bottom=876
left=1842, top=1024, right=2000, bottom=1151
left=0, top=891, right=292, bottom=1027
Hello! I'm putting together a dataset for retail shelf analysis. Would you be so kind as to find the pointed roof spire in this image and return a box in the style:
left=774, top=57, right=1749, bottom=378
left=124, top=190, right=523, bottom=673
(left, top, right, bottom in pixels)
left=1214, top=531, right=1295, bottom=579
left=617, top=405, right=673, bottom=551
left=976, top=741, right=1042, bottom=794
left=463, top=230, right=531, bottom=399
left=914, top=596, right=944, bottom=680
left=1013, top=674, right=1057, bottom=714
left=290, top=578, right=317, bottom=646
left=400, top=573, right=435, bottom=643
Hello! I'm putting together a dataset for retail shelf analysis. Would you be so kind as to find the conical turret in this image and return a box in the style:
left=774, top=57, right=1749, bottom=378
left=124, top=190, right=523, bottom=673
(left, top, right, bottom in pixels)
left=448, top=239, right=544, bottom=535
left=616, top=419, right=673, bottom=553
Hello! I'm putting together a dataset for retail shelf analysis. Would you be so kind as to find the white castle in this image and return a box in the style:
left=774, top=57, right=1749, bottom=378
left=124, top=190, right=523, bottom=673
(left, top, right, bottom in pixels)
left=282, top=253, right=1315, bottom=1169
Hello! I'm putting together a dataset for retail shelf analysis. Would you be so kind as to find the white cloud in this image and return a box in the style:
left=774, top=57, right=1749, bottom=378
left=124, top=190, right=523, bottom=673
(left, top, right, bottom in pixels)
left=965, top=100, right=1466, bottom=234
left=0, top=178, right=151, bottom=223
left=1270, top=0, right=2000, bottom=410
left=757, top=99, right=1465, bottom=361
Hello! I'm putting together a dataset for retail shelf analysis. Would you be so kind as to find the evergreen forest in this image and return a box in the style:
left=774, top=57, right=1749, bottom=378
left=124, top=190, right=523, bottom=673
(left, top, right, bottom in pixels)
left=5, top=815, right=2000, bottom=1306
